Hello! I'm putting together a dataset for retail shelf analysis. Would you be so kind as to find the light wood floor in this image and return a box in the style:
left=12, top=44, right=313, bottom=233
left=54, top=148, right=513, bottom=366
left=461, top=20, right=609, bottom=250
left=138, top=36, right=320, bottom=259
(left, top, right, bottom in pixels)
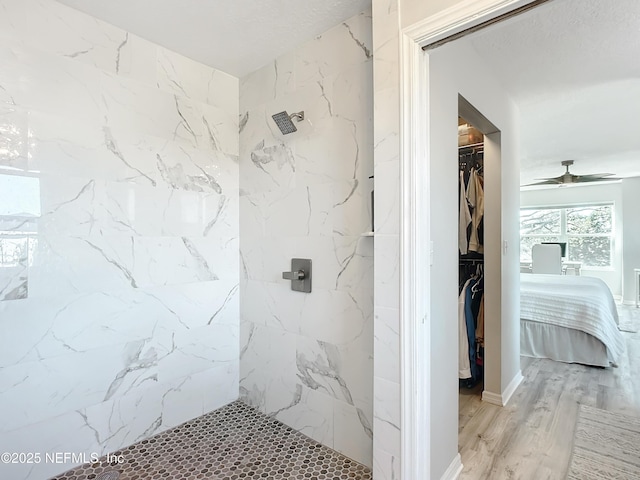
left=458, top=304, right=640, bottom=480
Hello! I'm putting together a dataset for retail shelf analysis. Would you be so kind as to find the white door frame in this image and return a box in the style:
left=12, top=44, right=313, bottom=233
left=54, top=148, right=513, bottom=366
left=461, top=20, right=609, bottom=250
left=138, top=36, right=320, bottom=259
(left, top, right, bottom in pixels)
left=398, top=1, right=539, bottom=478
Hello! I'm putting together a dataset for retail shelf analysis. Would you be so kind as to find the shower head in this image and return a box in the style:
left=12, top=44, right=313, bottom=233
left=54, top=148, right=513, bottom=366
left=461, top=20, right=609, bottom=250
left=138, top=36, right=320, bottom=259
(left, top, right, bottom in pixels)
left=271, top=110, right=305, bottom=135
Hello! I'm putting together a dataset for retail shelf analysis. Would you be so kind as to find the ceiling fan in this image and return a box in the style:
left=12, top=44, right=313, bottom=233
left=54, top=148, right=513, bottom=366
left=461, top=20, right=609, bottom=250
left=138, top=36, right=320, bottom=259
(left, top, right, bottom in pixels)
left=524, top=160, right=620, bottom=186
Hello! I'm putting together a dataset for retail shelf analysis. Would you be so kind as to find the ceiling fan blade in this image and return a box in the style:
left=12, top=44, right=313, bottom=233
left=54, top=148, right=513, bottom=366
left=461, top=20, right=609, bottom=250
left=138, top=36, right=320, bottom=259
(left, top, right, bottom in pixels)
left=533, top=176, right=564, bottom=183
left=573, top=173, right=614, bottom=180
left=572, top=175, right=621, bottom=183
left=524, top=162, right=619, bottom=187
left=523, top=179, right=564, bottom=186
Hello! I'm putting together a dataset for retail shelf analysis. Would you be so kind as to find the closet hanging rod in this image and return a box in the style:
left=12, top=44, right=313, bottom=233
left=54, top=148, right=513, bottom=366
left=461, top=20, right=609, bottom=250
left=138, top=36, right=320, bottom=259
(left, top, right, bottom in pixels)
left=459, top=142, right=484, bottom=151
left=460, top=257, right=483, bottom=265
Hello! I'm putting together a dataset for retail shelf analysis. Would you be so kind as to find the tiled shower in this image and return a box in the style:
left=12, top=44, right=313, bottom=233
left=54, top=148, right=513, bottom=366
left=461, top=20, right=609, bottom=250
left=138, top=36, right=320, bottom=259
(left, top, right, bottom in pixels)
left=0, top=1, right=374, bottom=479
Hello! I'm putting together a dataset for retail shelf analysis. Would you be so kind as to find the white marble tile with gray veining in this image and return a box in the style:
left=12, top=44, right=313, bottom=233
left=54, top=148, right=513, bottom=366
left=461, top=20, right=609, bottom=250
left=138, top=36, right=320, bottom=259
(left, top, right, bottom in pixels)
left=0, top=2, right=241, bottom=477
left=0, top=338, right=161, bottom=432
left=0, top=106, right=29, bottom=172
left=239, top=6, right=374, bottom=469
left=334, top=399, right=374, bottom=466
left=239, top=323, right=299, bottom=414
left=240, top=51, right=295, bottom=112
left=295, top=11, right=372, bottom=90
left=274, top=385, right=334, bottom=447
left=0, top=44, right=102, bottom=124
left=373, top=377, right=401, bottom=458
left=157, top=46, right=239, bottom=115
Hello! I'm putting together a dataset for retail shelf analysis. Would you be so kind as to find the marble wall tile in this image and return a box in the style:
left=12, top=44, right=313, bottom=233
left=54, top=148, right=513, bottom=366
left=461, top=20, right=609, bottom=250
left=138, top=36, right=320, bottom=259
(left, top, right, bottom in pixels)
left=239, top=323, right=299, bottom=414
left=0, top=362, right=238, bottom=480
left=0, top=340, right=160, bottom=432
left=27, top=234, right=238, bottom=296
left=294, top=338, right=360, bottom=406
left=0, top=107, right=29, bottom=171
left=156, top=46, right=239, bottom=115
left=372, top=446, right=401, bottom=480
left=239, top=137, right=297, bottom=195
left=374, top=306, right=401, bottom=384
left=373, top=234, right=400, bottom=309
left=240, top=50, right=296, bottom=113
left=0, top=280, right=238, bottom=368
left=299, top=287, right=373, bottom=353
left=372, top=0, right=403, bottom=475
left=0, top=408, right=99, bottom=480
left=334, top=400, right=373, bottom=466
left=0, top=1, right=240, bottom=478
left=294, top=11, right=373, bottom=90
left=274, top=386, right=334, bottom=447
left=373, top=377, right=401, bottom=457
left=0, top=44, right=102, bottom=124
left=372, top=151, right=400, bottom=235
left=239, top=9, right=374, bottom=466
left=240, top=235, right=372, bottom=291
left=372, top=0, right=399, bottom=93
left=0, top=0, right=27, bottom=42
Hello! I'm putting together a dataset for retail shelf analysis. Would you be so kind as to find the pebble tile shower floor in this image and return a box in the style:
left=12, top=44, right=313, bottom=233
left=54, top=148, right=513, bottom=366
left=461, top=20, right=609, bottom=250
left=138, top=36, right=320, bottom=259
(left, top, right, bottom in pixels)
left=50, top=401, right=372, bottom=480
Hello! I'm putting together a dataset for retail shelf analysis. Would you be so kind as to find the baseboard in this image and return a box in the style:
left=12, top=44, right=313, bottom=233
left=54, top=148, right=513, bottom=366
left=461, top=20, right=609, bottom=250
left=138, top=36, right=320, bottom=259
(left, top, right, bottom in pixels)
left=481, top=390, right=503, bottom=406
left=482, top=371, right=524, bottom=406
left=439, top=453, right=463, bottom=480
left=502, top=370, right=524, bottom=405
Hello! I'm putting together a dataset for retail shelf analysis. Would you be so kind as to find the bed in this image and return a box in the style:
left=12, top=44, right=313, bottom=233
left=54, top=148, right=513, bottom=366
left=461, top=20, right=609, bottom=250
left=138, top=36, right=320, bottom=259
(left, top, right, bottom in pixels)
left=520, top=273, right=625, bottom=367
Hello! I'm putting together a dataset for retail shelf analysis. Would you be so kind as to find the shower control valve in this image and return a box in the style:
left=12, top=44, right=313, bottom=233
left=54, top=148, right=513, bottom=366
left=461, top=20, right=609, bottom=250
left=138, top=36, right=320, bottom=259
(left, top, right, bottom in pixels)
left=282, top=258, right=312, bottom=293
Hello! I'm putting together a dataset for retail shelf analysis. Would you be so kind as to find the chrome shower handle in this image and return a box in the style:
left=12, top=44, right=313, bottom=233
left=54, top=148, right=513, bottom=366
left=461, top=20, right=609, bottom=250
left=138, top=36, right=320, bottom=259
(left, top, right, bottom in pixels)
left=282, top=269, right=305, bottom=280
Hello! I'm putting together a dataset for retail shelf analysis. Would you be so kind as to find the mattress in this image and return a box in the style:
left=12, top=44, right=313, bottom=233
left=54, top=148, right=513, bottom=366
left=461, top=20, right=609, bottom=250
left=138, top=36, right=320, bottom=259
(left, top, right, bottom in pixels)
left=520, top=273, right=625, bottom=366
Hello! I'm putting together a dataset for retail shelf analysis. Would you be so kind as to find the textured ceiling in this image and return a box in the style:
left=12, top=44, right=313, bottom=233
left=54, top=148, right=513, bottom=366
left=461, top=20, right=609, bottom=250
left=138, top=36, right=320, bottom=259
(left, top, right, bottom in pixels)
left=461, top=0, right=640, bottom=185
left=54, top=0, right=371, bottom=78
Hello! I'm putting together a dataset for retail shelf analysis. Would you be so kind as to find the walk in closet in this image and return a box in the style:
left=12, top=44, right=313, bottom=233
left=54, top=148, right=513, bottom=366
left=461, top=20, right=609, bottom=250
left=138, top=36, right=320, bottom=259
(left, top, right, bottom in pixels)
left=458, top=117, right=485, bottom=391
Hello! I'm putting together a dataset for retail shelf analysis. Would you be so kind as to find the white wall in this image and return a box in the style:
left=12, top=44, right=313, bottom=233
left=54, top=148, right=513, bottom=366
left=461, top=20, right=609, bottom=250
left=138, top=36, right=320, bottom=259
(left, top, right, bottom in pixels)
left=428, top=38, right=521, bottom=479
left=238, top=11, right=374, bottom=466
left=520, top=183, right=624, bottom=296
left=0, top=1, right=240, bottom=479
left=622, top=177, right=640, bottom=304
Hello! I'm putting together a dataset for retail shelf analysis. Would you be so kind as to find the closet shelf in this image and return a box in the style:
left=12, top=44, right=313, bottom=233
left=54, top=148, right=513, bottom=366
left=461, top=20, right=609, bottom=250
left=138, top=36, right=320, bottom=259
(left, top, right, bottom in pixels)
left=459, top=142, right=484, bottom=150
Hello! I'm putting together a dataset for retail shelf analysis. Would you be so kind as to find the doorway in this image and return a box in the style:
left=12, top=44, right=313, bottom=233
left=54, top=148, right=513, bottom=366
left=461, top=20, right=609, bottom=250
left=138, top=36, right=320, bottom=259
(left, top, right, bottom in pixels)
left=397, top=1, right=539, bottom=478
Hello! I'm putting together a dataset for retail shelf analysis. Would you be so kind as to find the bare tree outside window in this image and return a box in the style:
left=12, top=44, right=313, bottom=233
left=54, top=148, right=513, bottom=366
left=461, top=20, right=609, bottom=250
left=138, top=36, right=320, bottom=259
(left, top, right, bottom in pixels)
left=520, top=204, right=613, bottom=267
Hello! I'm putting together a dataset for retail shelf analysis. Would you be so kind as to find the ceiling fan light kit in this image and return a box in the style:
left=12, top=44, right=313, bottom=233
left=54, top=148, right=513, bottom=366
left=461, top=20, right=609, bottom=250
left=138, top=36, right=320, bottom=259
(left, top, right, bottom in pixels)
left=524, top=160, right=620, bottom=187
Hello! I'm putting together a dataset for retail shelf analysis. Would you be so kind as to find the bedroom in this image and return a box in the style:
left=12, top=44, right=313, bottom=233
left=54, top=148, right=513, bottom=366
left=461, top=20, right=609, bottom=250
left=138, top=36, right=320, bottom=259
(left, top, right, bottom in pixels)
left=452, top=0, right=640, bottom=477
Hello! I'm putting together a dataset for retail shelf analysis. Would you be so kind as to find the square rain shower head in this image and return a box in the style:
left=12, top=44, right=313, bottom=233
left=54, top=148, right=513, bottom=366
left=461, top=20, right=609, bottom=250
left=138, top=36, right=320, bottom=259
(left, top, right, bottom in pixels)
left=272, top=111, right=298, bottom=134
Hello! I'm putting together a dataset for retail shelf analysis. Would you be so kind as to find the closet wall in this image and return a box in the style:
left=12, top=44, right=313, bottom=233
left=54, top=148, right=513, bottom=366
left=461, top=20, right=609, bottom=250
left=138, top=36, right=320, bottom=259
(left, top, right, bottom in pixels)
left=428, top=38, right=521, bottom=479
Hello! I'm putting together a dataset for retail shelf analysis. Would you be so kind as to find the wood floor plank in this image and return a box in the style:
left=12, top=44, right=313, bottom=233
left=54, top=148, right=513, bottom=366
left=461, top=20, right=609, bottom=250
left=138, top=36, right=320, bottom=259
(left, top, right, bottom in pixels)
left=458, top=304, right=640, bottom=480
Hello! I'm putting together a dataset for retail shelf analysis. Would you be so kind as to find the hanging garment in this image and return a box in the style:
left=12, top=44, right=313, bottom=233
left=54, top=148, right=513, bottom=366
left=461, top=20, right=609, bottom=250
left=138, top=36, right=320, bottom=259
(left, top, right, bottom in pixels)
left=476, top=293, right=485, bottom=348
left=464, top=279, right=480, bottom=382
left=476, top=293, right=485, bottom=367
left=467, top=169, right=484, bottom=253
left=466, top=168, right=477, bottom=208
left=458, top=278, right=473, bottom=379
left=459, top=171, right=472, bottom=254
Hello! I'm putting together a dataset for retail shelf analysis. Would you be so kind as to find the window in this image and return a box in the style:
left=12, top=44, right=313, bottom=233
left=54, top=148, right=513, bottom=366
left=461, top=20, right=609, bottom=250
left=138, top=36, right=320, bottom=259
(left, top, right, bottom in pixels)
left=520, top=204, right=613, bottom=268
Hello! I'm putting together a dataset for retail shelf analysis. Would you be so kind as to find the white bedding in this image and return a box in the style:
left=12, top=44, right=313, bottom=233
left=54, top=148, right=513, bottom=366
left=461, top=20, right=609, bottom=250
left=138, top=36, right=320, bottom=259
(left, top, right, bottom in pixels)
left=520, top=273, right=625, bottom=365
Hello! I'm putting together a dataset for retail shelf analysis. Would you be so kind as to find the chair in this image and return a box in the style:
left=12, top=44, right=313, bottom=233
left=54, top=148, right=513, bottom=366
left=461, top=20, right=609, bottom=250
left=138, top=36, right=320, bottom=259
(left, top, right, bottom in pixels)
left=531, top=244, right=562, bottom=274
